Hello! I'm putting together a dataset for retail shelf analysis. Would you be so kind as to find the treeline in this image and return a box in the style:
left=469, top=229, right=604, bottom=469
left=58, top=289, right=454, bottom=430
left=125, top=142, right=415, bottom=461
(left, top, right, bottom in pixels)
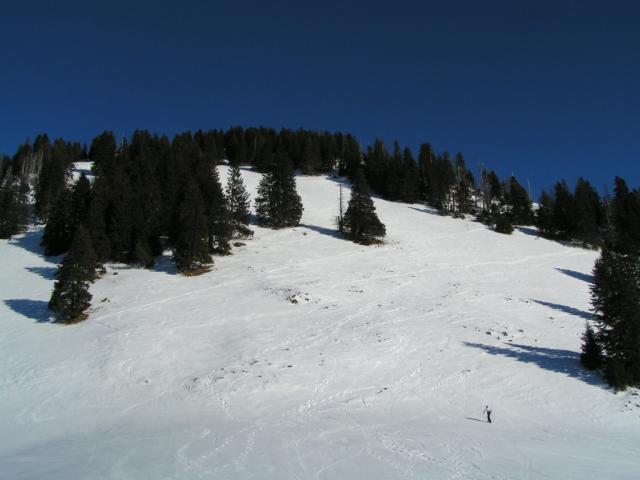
left=1, top=127, right=637, bottom=327
left=3, top=126, right=633, bottom=251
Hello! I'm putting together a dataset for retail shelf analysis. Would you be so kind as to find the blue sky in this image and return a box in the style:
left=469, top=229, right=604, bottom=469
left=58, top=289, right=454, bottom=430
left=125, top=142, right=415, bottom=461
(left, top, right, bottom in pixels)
left=1, top=0, right=638, bottom=195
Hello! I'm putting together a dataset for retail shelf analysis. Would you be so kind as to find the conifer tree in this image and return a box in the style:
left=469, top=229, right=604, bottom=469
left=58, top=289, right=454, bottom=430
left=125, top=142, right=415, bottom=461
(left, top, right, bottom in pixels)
left=343, top=169, right=386, bottom=244
left=431, top=152, right=456, bottom=213
left=86, top=176, right=112, bottom=262
left=398, top=147, right=421, bottom=203
left=255, top=152, right=303, bottom=228
left=0, top=174, right=29, bottom=239
left=505, top=176, right=533, bottom=225
left=580, top=324, right=603, bottom=370
left=226, top=165, right=253, bottom=237
left=573, top=178, right=602, bottom=247
left=612, top=177, right=640, bottom=255
left=590, top=247, right=640, bottom=389
left=71, top=174, right=92, bottom=228
left=204, top=167, right=233, bottom=254
left=49, top=225, right=97, bottom=323
left=494, top=211, right=514, bottom=234
left=35, top=138, right=77, bottom=222
left=453, top=153, right=474, bottom=216
left=536, top=190, right=556, bottom=238
left=488, top=170, right=503, bottom=204
left=172, top=180, right=212, bottom=273
left=89, top=131, right=117, bottom=177
left=553, top=180, right=575, bottom=239
left=41, top=188, right=73, bottom=255
left=301, top=137, right=322, bottom=174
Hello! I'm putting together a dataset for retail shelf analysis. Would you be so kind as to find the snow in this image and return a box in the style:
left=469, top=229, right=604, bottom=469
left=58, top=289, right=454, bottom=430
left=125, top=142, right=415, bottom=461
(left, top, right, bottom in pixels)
left=72, top=161, right=94, bottom=182
left=1, top=166, right=639, bottom=479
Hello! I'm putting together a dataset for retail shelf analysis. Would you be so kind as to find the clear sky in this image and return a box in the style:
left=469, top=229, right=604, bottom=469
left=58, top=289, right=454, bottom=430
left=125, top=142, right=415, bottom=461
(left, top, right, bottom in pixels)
left=1, top=0, right=638, bottom=196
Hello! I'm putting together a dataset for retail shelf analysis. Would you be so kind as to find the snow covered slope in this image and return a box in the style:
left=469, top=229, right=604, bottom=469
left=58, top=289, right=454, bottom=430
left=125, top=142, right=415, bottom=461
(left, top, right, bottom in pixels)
left=1, top=167, right=639, bottom=479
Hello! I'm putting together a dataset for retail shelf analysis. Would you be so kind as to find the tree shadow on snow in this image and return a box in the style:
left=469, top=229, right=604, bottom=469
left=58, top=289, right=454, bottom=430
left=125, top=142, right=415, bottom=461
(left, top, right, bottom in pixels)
left=26, top=266, right=58, bottom=280
left=408, top=206, right=441, bottom=216
left=463, top=341, right=605, bottom=387
left=9, top=229, right=49, bottom=257
left=531, top=299, right=594, bottom=320
left=4, top=299, right=53, bottom=323
left=299, top=223, right=343, bottom=239
left=515, top=226, right=539, bottom=237
left=556, top=268, right=594, bottom=284
left=150, top=254, right=178, bottom=275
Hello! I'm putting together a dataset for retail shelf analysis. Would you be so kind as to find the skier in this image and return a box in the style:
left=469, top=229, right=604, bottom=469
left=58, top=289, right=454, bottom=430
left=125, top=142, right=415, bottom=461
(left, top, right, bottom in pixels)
left=483, top=405, right=492, bottom=423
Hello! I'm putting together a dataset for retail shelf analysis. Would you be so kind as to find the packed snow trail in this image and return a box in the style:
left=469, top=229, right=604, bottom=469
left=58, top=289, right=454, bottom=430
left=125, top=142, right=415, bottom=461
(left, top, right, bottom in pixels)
left=1, top=167, right=639, bottom=479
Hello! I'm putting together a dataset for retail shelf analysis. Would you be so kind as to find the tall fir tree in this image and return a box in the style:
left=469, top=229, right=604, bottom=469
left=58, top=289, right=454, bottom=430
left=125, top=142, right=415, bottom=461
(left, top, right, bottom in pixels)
left=342, top=169, right=386, bottom=244
left=41, top=188, right=73, bottom=255
left=255, top=152, right=303, bottom=228
left=49, top=225, right=97, bottom=323
left=573, top=178, right=602, bottom=247
left=505, top=176, right=533, bottom=225
left=580, top=323, right=603, bottom=370
left=590, top=247, right=640, bottom=389
left=201, top=166, right=233, bottom=254
left=0, top=173, right=29, bottom=239
left=553, top=180, right=575, bottom=239
left=453, top=152, right=474, bottom=216
left=536, top=190, right=556, bottom=238
left=612, top=177, right=640, bottom=255
left=226, top=165, right=253, bottom=237
left=86, top=176, right=112, bottom=262
left=172, top=180, right=212, bottom=273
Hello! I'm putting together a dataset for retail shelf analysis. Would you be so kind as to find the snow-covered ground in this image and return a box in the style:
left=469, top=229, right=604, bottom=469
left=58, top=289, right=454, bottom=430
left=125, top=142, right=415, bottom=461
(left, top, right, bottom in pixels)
left=1, top=167, right=639, bottom=479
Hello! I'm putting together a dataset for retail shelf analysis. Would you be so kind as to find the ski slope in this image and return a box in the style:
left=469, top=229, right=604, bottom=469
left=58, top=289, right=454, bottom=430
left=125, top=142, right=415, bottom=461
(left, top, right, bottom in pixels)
left=1, top=167, right=639, bottom=479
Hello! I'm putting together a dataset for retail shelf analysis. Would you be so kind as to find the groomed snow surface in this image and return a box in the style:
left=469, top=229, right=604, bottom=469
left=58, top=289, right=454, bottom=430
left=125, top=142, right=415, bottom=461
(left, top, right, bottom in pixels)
left=1, top=167, right=639, bottom=479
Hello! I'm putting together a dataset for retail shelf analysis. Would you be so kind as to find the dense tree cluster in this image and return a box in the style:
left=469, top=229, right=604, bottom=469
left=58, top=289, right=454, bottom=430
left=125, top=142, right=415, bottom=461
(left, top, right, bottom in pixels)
left=1, top=126, right=638, bottom=331
left=0, top=168, right=29, bottom=239
left=582, top=178, right=640, bottom=390
left=536, top=178, right=604, bottom=247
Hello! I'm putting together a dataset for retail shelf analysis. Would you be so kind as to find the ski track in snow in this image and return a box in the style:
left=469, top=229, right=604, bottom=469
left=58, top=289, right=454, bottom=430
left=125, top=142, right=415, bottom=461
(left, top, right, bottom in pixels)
left=1, top=166, right=640, bottom=479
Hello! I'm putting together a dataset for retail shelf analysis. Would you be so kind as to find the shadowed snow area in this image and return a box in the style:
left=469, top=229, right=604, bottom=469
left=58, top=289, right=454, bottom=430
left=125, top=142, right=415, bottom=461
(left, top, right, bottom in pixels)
left=1, top=166, right=639, bottom=479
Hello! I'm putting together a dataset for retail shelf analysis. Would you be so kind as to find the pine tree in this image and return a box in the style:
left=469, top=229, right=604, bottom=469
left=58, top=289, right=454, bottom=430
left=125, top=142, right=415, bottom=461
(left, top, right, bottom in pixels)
left=398, top=147, right=421, bottom=203
left=553, top=180, right=575, bottom=239
left=431, top=152, right=456, bottom=213
left=226, top=165, right=253, bottom=237
left=573, top=178, right=602, bottom=247
left=612, top=177, right=640, bottom=255
left=301, top=137, right=322, bottom=174
left=41, top=188, right=73, bottom=255
left=0, top=174, right=29, bottom=239
left=49, top=225, right=97, bottom=323
left=343, top=169, right=386, bottom=244
left=35, top=138, right=76, bottom=222
left=590, top=247, right=640, bottom=389
left=494, top=211, right=514, bottom=234
left=580, top=324, right=603, bottom=370
left=70, top=174, right=92, bottom=229
left=86, top=176, right=112, bottom=262
left=418, top=143, right=435, bottom=201
left=172, top=180, right=212, bottom=273
left=536, top=190, right=556, bottom=238
left=255, top=152, right=303, bottom=228
left=89, top=131, right=117, bottom=178
left=505, top=176, right=533, bottom=225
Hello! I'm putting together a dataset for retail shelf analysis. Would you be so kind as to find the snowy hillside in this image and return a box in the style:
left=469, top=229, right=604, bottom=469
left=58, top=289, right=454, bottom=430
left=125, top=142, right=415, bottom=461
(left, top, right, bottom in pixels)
left=1, top=167, right=639, bottom=479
